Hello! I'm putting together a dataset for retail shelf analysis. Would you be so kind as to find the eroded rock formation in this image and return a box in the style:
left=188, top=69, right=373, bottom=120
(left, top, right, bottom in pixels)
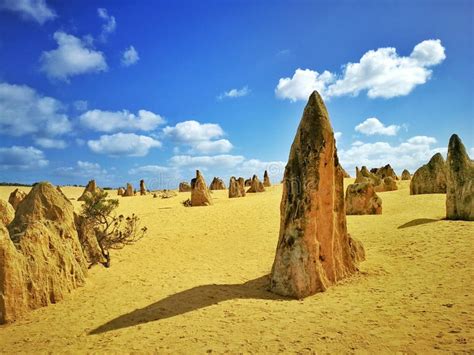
left=374, top=177, right=398, bottom=192
left=446, top=134, right=474, bottom=220
left=345, top=182, right=382, bottom=215
left=410, top=153, right=447, bottom=195
left=0, top=199, right=14, bottom=226
left=401, top=169, right=411, bottom=180
left=140, top=180, right=147, bottom=195
left=191, top=170, right=212, bottom=206
left=355, top=166, right=381, bottom=186
left=270, top=91, right=365, bottom=299
left=78, top=180, right=101, bottom=201
left=244, top=178, right=251, bottom=187
left=123, top=183, right=134, bottom=197
left=209, top=177, right=226, bottom=190
left=179, top=182, right=191, bottom=192
left=373, top=164, right=398, bottom=180
left=8, top=189, right=27, bottom=211
left=229, top=176, right=246, bottom=198
left=247, top=175, right=265, bottom=193
left=263, top=170, right=272, bottom=187
left=117, top=187, right=125, bottom=196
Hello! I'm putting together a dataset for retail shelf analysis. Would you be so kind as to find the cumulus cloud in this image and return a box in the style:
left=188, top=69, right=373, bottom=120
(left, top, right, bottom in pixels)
left=163, top=120, right=232, bottom=154
left=339, top=135, right=445, bottom=175
left=334, top=132, right=342, bottom=140
left=129, top=165, right=175, bottom=175
left=34, top=137, right=67, bottom=149
left=355, top=118, right=400, bottom=136
left=0, top=0, right=56, bottom=24
left=121, top=46, right=139, bottom=66
left=55, top=160, right=107, bottom=178
left=170, top=154, right=245, bottom=169
left=97, top=8, right=116, bottom=42
left=88, top=133, right=162, bottom=157
left=40, top=31, right=107, bottom=81
left=217, top=86, right=250, bottom=100
left=0, top=146, right=48, bottom=170
left=276, top=39, right=446, bottom=101
left=74, top=100, right=88, bottom=111
left=80, top=109, right=165, bottom=132
left=0, top=82, right=71, bottom=136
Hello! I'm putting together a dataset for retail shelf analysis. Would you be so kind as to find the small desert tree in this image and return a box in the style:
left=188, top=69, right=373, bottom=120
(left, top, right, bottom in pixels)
left=81, top=190, right=147, bottom=267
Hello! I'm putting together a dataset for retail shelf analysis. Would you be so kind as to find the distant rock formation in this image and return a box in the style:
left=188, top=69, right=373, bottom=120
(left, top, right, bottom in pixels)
left=270, top=91, right=365, bottom=299
left=140, top=180, right=147, bottom=195
left=247, top=175, right=265, bottom=193
left=263, top=170, right=272, bottom=187
left=355, top=166, right=382, bottom=186
left=345, top=182, right=382, bottom=215
left=401, top=169, right=411, bottom=180
left=374, top=177, right=398, bottom=192
left=0, top=199, right=14, bottom=226
left=78, top=180, right=101, bottom=201
left=410, top=153, right=447, bottom=195
left=229, top=176, right=246, bottom=198
left=191, top=170, right=212, bottom=206
left=179, top=182, right=191, bottom=192
left=117, top=187, right=125, bottom=196
left=8, top=189, right=27, bottom=211
left=372, top=164, right=398, bottom=180
left=244, top=178, right=251, bottom=187
left=446, top=134, right=474, bottom=220
left=1, top=182, right=87, bottom=324
left=209, top=177, right=226, bottom=190
left=123, top=183, right=134, bottom=197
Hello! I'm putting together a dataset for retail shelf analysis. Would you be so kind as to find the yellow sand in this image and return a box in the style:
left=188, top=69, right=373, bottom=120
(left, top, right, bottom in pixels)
left=0, top=181, right=473, bottom=353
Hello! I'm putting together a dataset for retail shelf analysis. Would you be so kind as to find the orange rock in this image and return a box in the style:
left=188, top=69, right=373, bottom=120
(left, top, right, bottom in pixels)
left=345, top=182, right=382, bottom=215
left=8, top=189, right=27, bottom=211
left=191, top=170, right=212, bottom=206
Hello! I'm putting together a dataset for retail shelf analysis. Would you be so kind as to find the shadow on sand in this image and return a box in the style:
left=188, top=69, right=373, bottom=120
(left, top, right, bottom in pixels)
left=89, top=275, right=287, bottom=335
left=398, top=218, right=440, bottom=229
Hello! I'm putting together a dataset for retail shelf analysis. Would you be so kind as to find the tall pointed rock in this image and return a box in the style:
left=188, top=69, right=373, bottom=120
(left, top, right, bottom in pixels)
left=270, top=91, right=365, bottom=299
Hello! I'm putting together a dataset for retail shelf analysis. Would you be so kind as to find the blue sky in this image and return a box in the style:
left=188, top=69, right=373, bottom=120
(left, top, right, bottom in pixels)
left=0, top=0, right=473, bottom=189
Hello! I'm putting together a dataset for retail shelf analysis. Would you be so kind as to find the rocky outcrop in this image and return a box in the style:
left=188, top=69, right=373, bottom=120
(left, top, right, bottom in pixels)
left=179, top=182, right=191, bottom=192
left=270, top=91, right=365, bottom=299
left=78, top=180, right=101, bottom=201
left=244, top=178, right=251, bottom=187
left=191, top=170, right=212, bottom=206
left=345, top=182, right=382, bottom=215
left=401, top=169, right=411, bottom=180
left=446, top=134, right=474, bottom=221
left=117, top=187, right=125, bottom=196
left=139, top=180, right=147, bottom=195
left=229, top=176, right=246, bottom=198
left=410, top=153, right=447, bottom=195
left=8, top=189, right=27, bottom=211
left=0, top=199, right=15, bottom=226
left=1, top=182, right=87, bottom=324
left=373, top=164, right=398, bottom=180
left=74, top=214, right=105, bottom=265
left=209, top=177, right=226, bottom=190
left=122, top=183, right=134, bottom=197
left=374, top=177, right=398, bottom=192
left=263, top=170, right=272, bottom=187
left=355, top=166, right=381, bottom=186
left=247, top=175, right=265, bottom=193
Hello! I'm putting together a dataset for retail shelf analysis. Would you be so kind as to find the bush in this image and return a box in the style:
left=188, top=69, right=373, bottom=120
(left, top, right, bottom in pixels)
left=80, top=190, right=147, bottom=267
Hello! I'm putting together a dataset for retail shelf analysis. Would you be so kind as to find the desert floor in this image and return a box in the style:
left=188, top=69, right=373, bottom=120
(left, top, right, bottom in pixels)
left=0, top=180, right=473, bottom=353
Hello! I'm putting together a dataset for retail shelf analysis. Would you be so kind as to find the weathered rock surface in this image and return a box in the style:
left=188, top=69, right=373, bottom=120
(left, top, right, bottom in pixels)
left=244, top=178, right=251, bottom=187
left=270, top=91, right=365, bottom=299
left=247, top=175, right=265, bottom=193
left=1, top=182, right=87, bottom=324
left=117, top=187, right=125, bottom=196
left=345, top=182, right=382, bottom=215
left=410, top=153, right=447, bottom=195
left=446, top=134, right=474, bottom=220
left=78, top=180, right=101, bottom=201
left=401, top=169, right=411, bottom=180
left=373, top=164, right=398, bottom=180
left=229, top=176, right=246, bottom=198
left=179, top=182, right=191, bottom=192
left=355, top=166, right=381, bottom=186
left=74, top=214, right=105, bottom=265
left=8, top=189, right=27, bottom=211
left=374, top=177, right=398, bottom=192
left=0, top=199, right=15, bottom=226
left=140, top=180, right=147, bottom=195
left=209, top=177, right=226, bottom=190
left=191, top=170, right=212, bottom=206
left=122, top=183, right=134, bottom=197
left=263, top=170, right=272, bottom=187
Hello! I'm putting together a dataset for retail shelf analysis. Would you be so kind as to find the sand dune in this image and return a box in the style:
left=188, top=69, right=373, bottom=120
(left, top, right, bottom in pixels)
left=0, top=180, right=473, bottom=353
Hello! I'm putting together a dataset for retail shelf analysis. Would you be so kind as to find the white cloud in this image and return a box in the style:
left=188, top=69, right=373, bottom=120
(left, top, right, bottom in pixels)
left=40, top=31, right=107, bottom=81
left=88, top=133, right=162, bottom=157
left=239, top=159, right=286, bottom=178
left=334, top=132, right=342, bottom=140
left=469, top=148, right=474, bottom=158
left=218, top=86, right=250, bottom=100
left=276, top=39, right=446, bottom=101
left=55, top=160, right=107, bottom=178
left=121, top=46, right=139, bottom=66
left=34, top=137, right=67, bottom=149
left=170, top=154, right=245, bottom=169
left=163, top=120, right=232, bottom=154
left=129, top=165, right=175, bottom=175
left=74, top=100, right=88, bottom=111
left=275, top=69, right=335, bottom=102
left=0, top=0, right=56, bottom=24
left=80, top=109, right=165, bottom=132
left=0, top=82, right=71, bottom=136
left=0, top=146, right=48, bottom=170
left=97, top=8, right=116, bottom=42
left=339, top=135, right=445, bottom=174
left=355, top=118, right=400, bottom=136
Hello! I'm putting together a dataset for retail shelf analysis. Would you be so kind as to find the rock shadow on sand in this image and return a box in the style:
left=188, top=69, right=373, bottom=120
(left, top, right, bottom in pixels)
left=89, top=275, right=286, bottom=335
left=398, top=218, right=440, bottom=229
